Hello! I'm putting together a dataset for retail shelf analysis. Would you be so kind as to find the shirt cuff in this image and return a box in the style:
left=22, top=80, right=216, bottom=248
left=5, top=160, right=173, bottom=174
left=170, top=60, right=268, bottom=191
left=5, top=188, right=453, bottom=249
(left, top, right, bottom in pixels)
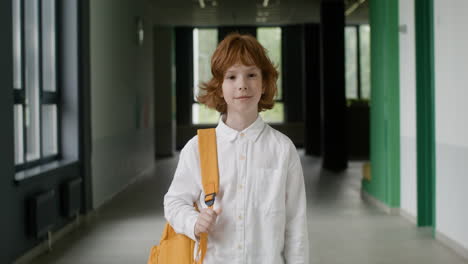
left=185, top=212, right=199, bottom=242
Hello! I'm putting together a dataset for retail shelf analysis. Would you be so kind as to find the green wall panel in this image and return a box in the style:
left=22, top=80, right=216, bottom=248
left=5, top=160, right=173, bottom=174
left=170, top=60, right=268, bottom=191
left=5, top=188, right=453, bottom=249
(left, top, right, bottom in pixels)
left=415, top=0, right=436, bottom=230
left=363, top=0, right=400, bottom=208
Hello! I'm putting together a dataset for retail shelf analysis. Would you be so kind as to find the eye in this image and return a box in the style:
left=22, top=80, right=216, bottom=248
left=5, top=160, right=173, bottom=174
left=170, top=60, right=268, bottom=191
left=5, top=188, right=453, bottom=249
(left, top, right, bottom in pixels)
left=248, top=73, right=257, bottom=78
left=226, top=75, right=235, bottom=80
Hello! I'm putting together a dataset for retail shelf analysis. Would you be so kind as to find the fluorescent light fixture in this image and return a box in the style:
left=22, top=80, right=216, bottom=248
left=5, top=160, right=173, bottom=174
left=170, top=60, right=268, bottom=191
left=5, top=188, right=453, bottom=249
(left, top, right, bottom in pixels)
left=199, top=0, right=205, bottom=8
left=263, top=0, right=269, bottom=7
left=345, top=0, right=366, bottom=16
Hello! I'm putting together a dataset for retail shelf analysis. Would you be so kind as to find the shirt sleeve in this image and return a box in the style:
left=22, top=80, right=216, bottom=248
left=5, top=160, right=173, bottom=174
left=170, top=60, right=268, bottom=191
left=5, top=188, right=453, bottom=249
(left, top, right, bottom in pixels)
left=283, top=144, right=310, bottom=263
left=163, top=142, right=201, bottom=242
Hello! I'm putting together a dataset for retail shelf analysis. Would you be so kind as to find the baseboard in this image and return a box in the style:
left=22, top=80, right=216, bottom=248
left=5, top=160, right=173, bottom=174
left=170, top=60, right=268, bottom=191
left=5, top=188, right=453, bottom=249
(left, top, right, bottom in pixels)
left=399, top=208, right=417, bottom=225
left=362, top=191, right=468, bottom=262
left=360, top=190, right=400, bottom=215
left=436, top=230, right=468, bottom=261
left=13, top=214, right=81, bottom=264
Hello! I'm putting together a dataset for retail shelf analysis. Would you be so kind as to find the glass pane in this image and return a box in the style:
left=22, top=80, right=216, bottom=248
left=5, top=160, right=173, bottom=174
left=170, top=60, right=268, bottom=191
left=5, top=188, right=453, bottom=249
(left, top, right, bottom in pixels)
left=345, top=26, right=358, bottom=99
left=260, top=102, right=284, bottom=123
left=193, top=28, right=218, bottom=101
left=13, top=0, right=22, bottom=89
left=192, top=103, right=219, bottom=125
left=42, top=104, right=58, bottom=156
left=360, top=25, right=371, bottom=100
left=25, top=0, right=40, bottom=161
left=257, top=27, right=282, bottom=100
left=42, top=0, right=56, bottom=92
left=14, top=105, right=24, bottom=165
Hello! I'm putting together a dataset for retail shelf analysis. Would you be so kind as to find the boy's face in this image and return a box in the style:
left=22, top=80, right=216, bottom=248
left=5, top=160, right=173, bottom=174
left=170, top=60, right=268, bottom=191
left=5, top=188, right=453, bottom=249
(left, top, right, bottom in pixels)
left=221, top=64, right=264, bottom=115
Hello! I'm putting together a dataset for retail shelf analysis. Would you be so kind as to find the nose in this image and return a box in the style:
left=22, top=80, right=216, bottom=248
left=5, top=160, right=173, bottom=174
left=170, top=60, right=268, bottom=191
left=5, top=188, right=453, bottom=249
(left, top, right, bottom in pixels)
left=237, top=77, right=248, bottom=91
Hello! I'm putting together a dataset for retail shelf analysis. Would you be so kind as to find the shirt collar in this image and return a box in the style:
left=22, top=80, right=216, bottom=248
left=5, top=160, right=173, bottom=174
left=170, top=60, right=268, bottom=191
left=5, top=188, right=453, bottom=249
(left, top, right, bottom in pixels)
left=216, top=114, right=265, bottom=143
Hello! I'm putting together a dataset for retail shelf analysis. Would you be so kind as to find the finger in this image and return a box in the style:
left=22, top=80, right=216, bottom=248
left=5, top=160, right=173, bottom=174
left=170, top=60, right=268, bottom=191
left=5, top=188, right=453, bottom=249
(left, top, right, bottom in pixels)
left=214, top=207, right=222, bottom=216
left=199, top=226, right=208, bottom=234
left=200, top=213, right=214, bottom=223
left=205, top=208, right=216, bottom=218
left=199, top=209, right=211, bottom=220
left=198, top=217, right=211, bottom=227
left=197, top=222, right=209, bottom=233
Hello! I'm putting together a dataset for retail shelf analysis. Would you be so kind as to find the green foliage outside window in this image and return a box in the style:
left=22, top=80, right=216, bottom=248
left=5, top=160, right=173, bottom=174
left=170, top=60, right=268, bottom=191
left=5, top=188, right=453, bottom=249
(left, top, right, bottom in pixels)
left=345, top=27, right=358, bottom=99
left=359, top=25, right=371, bottom=99
left=257, top=27, right=284, bottom=123
left=345, top=24, right=371, bottom=101
left=193, top=28, right=219, bottom=124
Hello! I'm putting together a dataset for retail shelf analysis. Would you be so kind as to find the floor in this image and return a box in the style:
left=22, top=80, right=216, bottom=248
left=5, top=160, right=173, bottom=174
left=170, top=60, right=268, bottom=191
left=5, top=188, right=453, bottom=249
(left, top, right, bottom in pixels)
left=32, top=151, right=468, bottom=264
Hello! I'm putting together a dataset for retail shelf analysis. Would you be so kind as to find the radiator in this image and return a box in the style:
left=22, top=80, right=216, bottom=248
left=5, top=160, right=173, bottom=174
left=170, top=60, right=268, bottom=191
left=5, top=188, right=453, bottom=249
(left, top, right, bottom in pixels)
left=61, top=177, right=82, bottom=218
left=28, top=189, right=57, bottom=238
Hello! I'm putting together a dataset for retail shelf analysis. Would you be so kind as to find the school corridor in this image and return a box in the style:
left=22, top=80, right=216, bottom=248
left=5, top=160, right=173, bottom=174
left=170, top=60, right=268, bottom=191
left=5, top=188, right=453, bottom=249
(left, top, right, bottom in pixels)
left=28, top=154, right=467, bottom=264
left=2, top=0, right=468, bottom=263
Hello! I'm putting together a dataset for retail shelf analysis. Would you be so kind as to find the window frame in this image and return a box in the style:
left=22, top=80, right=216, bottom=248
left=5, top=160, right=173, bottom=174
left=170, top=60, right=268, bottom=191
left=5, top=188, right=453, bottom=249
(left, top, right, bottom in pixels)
left=13, top=0, right=61, bottom=172
left=345, top=23, right=370, bottom=101
left=191, top=27, right=220, bottom=125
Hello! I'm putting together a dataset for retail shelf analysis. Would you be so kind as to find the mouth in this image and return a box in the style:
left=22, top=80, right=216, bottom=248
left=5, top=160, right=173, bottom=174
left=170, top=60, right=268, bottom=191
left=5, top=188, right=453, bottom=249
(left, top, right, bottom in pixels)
left=235, top=96, right=253, bottom=100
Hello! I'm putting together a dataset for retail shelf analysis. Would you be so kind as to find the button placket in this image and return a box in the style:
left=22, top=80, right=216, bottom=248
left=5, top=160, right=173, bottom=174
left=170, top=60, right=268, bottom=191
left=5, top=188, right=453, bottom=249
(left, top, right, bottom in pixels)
left=237, top=138, right=247, bottom=260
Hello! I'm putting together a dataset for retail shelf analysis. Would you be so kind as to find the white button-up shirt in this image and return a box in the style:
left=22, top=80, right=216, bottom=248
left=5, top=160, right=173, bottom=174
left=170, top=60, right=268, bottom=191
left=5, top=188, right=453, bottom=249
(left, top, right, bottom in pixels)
left=164, top=115, right=309, bottom=263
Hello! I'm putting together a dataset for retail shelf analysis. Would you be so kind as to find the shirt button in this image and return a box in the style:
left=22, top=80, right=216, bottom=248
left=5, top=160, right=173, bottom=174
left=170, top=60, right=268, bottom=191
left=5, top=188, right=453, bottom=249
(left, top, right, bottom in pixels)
left=239, top=155, right=245, bottom=160
left=238, top=184, right=243, bottom=190
left=238, top=244, right=242, bottom=250
left=240, top=132, right=245, bottom=137
left=238, top=215, right=243, bottom=220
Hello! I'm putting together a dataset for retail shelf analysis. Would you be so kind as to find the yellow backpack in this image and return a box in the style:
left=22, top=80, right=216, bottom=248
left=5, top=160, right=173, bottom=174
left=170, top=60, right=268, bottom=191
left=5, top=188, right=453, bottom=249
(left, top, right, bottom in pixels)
left=148, top=128, right=219, bottom=264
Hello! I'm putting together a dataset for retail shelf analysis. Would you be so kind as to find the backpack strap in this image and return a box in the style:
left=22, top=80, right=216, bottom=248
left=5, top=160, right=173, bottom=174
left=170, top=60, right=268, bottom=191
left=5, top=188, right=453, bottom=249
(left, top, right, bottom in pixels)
left=195, top=128, right=219, bottom=264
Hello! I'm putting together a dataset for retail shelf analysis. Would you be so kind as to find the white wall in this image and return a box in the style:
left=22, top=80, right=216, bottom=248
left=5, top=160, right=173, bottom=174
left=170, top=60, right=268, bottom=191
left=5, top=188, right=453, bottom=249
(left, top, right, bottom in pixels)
left=399, top=0, right=417, bottom=220
left=90, top=0, right=154, bottom=208
left=434, top=0, right=468, bottom=251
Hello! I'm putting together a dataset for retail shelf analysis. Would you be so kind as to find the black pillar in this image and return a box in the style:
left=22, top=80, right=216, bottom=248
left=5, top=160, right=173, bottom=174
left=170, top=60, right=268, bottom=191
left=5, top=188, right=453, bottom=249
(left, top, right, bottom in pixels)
left=175, top=27, right=193, bottom=126
left=304, top=23, right=322, bottom=156
left=320, top=0, right=348, bottom=171
left=154, top=27, right=176, bottom=157
left=282, top=25, right=305, bottom=123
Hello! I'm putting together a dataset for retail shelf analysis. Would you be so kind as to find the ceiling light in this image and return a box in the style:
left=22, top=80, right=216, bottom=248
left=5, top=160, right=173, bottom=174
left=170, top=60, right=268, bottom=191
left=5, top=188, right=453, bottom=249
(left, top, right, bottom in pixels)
left=199, top=0, right=205, bottom=8
left=263, top=0, right=269, bottom=7
left=345, top=0, right=366, bottom=16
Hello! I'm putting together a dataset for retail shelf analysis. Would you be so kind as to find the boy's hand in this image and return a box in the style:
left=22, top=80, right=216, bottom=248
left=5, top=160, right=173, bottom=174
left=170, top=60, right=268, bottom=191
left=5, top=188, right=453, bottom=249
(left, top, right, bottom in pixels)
left=194, top=207, right=222, bottom=239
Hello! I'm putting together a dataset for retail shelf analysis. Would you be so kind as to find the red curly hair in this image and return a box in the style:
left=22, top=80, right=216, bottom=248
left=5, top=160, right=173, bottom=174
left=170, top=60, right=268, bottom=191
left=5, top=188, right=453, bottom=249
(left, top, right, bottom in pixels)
left=196, top=33, right=279, bottom=113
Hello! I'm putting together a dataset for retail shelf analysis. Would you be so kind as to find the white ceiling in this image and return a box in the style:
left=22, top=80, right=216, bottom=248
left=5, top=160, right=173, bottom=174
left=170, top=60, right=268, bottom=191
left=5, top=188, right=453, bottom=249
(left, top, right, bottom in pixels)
left=149, top=0, right=369, bottom=26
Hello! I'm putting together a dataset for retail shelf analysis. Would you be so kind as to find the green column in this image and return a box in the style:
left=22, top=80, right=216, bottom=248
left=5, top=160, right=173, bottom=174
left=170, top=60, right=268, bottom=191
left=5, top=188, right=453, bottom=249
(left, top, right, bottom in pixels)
left=415, top=0, right=436, bottom=231
left=362, top=0, right=400, bottom=208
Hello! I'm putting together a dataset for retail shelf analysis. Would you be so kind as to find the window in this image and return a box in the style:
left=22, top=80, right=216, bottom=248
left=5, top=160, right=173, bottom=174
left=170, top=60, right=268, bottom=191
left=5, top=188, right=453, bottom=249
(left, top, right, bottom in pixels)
left=193, top=28, right=219, bottom=124
left=257, top=27, right=284, bottom=123
left=345, top=24, right=371, bottom=100
left=359, top=25, right=371, bottom=99
left=13, top=0, right=60, bottom=171
left=345, top=26, right=358, bottom=99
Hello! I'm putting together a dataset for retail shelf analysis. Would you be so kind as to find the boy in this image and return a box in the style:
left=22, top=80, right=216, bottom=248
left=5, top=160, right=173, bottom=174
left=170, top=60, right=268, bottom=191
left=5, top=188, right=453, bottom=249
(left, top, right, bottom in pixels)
left=164, top=33, right=309, bottom=263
